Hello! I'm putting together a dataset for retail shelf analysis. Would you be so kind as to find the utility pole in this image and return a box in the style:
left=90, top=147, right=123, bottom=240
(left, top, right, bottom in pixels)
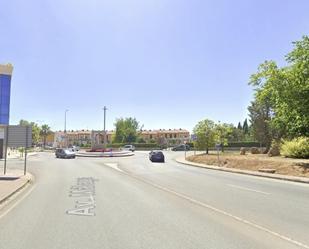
left=64, top=109, right=69, bottom=147
left=103, top=106, right=107, bottom=149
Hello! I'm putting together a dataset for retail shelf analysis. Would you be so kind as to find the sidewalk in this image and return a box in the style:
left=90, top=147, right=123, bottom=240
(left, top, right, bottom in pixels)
left=0, top=170, right=33, bottom=204
left=176, top=156, right=309, bottom=184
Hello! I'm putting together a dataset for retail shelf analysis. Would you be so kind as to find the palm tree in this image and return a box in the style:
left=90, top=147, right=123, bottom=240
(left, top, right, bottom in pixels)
left=40, top=124, right=51, bottom=148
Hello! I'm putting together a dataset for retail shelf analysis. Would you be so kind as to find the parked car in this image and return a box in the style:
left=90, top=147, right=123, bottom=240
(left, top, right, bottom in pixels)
left=55, top=148, right=76, bottom=159
left=149, top=150, right=165, bottom=162
left=172, top=144, right=190, bottom=151
left=122, top=145, right=135, bottom=152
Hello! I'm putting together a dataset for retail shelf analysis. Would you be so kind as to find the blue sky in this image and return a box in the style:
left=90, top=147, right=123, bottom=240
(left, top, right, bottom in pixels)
left=1, top=0, right=308, bottom=132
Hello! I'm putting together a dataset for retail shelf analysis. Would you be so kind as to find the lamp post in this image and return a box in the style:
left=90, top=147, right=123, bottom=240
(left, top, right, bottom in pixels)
left=64, top=109, right=69, bottom=147
left=102, top=106, right=107, bottom=149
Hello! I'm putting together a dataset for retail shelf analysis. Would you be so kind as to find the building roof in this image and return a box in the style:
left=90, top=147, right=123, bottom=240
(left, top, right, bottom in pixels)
left=0, top=64, right=13, bottom=75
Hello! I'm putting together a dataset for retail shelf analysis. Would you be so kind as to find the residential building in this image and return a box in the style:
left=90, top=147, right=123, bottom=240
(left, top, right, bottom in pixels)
left=53, top=128, right=190, bottom=148
left=53, top=130, right=113, bottom=148
left=140, top=129, right=190, bottom=144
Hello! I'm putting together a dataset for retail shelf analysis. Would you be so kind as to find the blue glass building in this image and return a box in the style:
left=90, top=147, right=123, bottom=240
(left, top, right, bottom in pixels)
left=0, top=64, right=13, bottom=125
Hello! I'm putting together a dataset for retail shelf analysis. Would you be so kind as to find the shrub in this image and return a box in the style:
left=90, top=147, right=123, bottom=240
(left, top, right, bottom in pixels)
left=268, top=140, right=281, bottom=157
left=240, top=147, right=246, bottom=155
left=226, top=141, right=262, bottom=148
left=250, top=147, right=260, bottom=154
left=281, top=137, right=309, bottom=159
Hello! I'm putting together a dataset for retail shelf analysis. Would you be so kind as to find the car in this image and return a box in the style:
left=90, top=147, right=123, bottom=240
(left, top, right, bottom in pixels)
left=149, top=150, right=165, bottom=162
left=55, top=148, right=76, bottom=159
left=171, top=144, right=190, bottom=151
left=122, top=144, right=135, bottom=152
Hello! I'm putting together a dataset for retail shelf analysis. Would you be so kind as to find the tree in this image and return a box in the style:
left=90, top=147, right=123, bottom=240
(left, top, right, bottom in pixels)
left=40, top=124, right=51, bottom=148
left=113, top=117, right=140, bottom=143
left=249, top=36, right=309, bottom=138
left=248, top=100, right=273, bottom=152
left=214, top=122, right=233, bottom=152
left=243, top=119, right=249, bottom=134
left=229, top=127, right=245, bottom=142
left=193, top=119, right=215, bottom=154
left=237, top=122, right=242, bottom=130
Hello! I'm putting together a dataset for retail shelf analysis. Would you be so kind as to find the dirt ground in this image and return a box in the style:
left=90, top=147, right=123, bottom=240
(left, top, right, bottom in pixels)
left=187, top=153, right=309, bottom=178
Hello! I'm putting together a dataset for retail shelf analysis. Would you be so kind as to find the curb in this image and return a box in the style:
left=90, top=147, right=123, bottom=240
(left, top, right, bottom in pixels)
left=76, top=152, right=134, bottom=157
left=175, top=157, right=309, bottom=184
left=0, top=173, right=34, bottom=205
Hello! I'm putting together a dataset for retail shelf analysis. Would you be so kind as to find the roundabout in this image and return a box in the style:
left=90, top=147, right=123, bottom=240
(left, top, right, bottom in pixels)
left=75, top=150, right=134, bottom=157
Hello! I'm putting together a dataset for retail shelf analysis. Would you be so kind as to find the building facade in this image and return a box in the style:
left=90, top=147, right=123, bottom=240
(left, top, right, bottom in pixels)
left=0, top=64, right=13, bottom=125
left=54, top=130, right=113, bottom=148
left=0, top=64, right=13, bottom=158
left=53, top=129, right=190, bottom=148
left=140, top=129, right=190, bottom=144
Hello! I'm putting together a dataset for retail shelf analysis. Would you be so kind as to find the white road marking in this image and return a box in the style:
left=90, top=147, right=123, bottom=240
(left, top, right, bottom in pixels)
left=227, top=184, right=271, bottom=195
left=104, top=163, right=123, bottom=172
left=118, top=169, right=309, bottom=249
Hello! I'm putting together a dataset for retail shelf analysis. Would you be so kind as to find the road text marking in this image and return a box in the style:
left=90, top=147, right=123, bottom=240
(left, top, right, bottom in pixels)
left=105, top=163, right=123, bottom=172
left=67, top=177, right=98, bottom=216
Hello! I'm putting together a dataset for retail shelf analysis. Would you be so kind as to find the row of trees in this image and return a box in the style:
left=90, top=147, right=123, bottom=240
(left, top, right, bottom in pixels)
left=248, top=35, right=309, bottom=153
left=113, top=117, right=259, bottom=149
left=19, top=120, right=52, bottom=148
left=193, top=119, right=249, bottom=154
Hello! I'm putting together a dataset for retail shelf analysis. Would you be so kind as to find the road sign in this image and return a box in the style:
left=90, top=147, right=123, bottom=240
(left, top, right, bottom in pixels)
left=191, top=134, right=197, bottom=141
left=7, top=125, right=32, bottom=148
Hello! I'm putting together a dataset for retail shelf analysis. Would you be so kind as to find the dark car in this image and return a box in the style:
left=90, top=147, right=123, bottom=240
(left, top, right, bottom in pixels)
left=149, top=150, right=165, bottom=162
left=55, top=148, right=76, bottom=159
left=171, top=144, right=190, bottom=151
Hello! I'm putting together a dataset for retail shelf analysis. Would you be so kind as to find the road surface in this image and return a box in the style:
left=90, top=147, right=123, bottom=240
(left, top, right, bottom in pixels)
left=0, top=151, right=308, bottom=249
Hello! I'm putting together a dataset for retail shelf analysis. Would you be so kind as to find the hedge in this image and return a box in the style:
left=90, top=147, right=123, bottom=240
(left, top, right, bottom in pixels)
left=225, top=142, right=263, bottom=148
left=108, top=143, right=159, bottom=149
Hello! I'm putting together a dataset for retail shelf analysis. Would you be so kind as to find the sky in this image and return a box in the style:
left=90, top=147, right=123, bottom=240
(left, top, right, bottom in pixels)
left=1, top=0, right=308, bottom=132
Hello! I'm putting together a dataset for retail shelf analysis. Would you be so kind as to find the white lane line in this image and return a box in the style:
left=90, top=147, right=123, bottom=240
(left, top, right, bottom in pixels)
left=119, top=170, right=309, bottom=249
left=227, top=184, right=271, bottom=195
left=104, top=163, right=123, bottom=172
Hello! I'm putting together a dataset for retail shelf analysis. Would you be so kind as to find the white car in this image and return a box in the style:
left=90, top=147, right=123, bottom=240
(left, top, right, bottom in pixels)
left=122, top=145, right=135, bottom=152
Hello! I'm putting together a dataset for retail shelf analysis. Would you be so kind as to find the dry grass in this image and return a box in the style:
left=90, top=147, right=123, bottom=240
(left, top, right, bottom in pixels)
left=187, top=153, right=309, bottom=178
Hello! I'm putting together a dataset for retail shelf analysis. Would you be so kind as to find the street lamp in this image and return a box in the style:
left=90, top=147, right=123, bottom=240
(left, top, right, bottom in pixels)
left=102, top=106, right=107, bottom=149
left=64, top=109, right=69, bottom=147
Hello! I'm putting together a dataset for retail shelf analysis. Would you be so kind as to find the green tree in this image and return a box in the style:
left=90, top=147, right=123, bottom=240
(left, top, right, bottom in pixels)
left=214, top=122, right=233, bottom=152
left=229, top=127, right=245, bottom=142
left=248, top=100, right=273, bottom=152
left=249, top=36, right=309, bottom=138
left=243, top=118, right=249, bottom=134
left=40, top=124, right=51, bottom=148
left=237, top=122, right=242, bottom=130
left=113, top=117, right=140, bottom=143
left=193, top=119, right=215, bottom=154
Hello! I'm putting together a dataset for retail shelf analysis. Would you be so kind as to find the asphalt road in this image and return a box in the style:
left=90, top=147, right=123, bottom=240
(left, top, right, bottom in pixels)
left=0, top=151, right=309, bottom=249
